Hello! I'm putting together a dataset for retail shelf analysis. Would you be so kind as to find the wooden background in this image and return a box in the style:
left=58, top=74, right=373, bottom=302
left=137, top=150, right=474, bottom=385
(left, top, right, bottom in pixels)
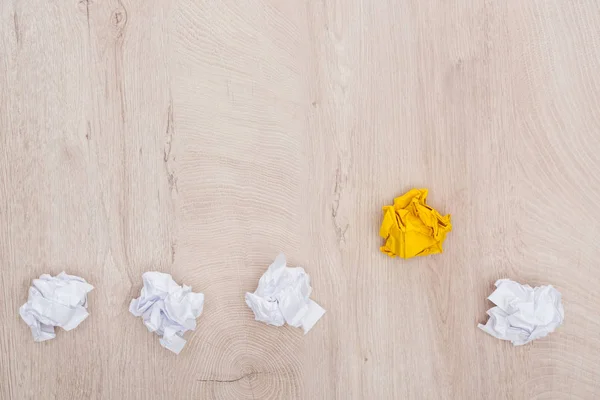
left=1, top=0, right=600, bottom=399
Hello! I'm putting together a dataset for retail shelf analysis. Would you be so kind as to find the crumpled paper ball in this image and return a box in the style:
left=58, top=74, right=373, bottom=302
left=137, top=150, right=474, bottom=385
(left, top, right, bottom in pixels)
left=129, top=272, right=204, bottom=354
left=478, top=279, right=564, bottom=345
left=379, top=188, right=452, bottom=258
left=19, top=272, right=94, bottom=342
left=245, top=254, right=325, bottom=334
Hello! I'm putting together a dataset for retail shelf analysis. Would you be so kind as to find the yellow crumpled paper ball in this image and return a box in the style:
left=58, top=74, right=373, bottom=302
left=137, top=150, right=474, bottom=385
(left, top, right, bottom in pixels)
left=379, top=188, right=452, bottom=259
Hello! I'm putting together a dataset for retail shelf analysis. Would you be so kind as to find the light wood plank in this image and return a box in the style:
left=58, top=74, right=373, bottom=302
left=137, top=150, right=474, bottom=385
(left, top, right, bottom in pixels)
left=1, top=0, right=599, bottom=398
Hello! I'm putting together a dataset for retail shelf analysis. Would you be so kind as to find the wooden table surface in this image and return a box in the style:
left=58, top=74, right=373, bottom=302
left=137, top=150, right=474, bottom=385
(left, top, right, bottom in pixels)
left=1, top=1, right=599, bottom=399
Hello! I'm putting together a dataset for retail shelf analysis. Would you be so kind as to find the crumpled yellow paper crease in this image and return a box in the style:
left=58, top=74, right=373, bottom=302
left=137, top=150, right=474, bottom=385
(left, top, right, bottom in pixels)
left=379, top=188, right=452, bottom=259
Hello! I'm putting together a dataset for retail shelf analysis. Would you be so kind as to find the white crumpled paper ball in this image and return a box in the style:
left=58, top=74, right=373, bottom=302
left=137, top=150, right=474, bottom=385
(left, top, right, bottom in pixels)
left=245, top=254, right=326, bottom=334
left=478, top=279, right=564, bottom=346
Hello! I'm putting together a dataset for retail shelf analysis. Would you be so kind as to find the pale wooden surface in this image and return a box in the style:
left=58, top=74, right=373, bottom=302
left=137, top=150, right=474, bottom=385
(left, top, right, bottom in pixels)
left=1, top=0, right=600, bottom=399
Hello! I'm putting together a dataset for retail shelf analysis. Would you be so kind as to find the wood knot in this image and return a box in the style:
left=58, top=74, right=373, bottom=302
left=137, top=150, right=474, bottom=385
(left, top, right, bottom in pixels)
left=111, top=6, right=128, bottom=36
left=77, top=0, right=90, bottom=16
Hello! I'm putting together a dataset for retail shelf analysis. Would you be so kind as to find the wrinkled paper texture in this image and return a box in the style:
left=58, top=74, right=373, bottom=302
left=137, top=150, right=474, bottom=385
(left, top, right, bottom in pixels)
left=245, top=254, right=325, bottom=334
left=478, top=279, right=564, bottom=345
left=380, top=188, right=452, bottom=259
left=19, top=272, right=94, bottom=342
left=129, top=272, right=204, bottom=354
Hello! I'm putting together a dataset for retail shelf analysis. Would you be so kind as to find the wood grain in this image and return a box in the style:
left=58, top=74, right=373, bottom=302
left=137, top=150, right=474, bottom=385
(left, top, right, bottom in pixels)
left=1, top=0, right=600, bottom=399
